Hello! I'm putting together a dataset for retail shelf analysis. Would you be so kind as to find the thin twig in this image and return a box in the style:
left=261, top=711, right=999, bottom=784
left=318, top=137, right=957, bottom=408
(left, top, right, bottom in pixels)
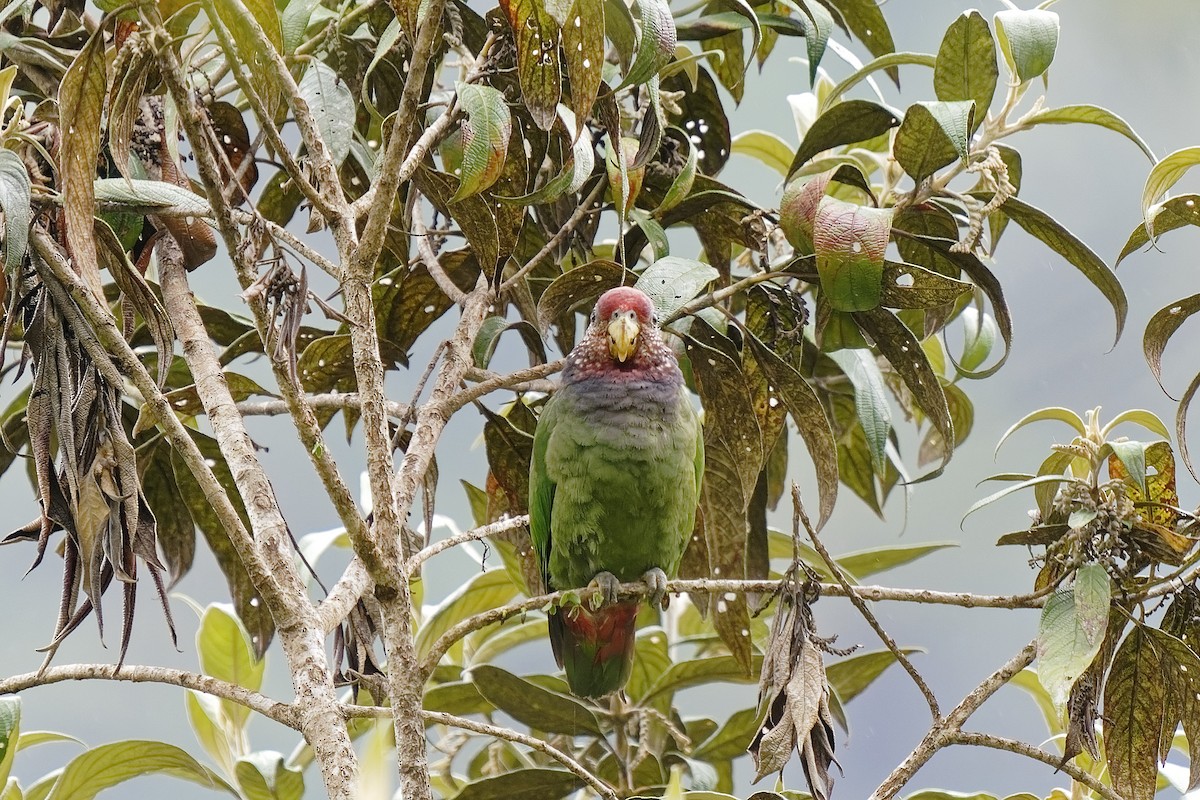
left=0, top=664, right=295, bottom=729
left=664, top=270, right=792, bottom=324
left=499, top=180, right=608, bottom=294
left=405, top=516, right=529, bottom=575
left=870, top=641, right=1037, bottom=798
left=950, top=731, right=1121, bottom=800
left=446, top=361, right=565, bottom=414
left=796, top=484, right=941, bottom=721
left=412, top=194, right=467, bottom=305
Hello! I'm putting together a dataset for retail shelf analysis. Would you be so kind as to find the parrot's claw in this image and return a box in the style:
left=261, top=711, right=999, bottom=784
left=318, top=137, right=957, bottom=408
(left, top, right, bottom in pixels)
left=588, top=571, right=621, bottom=609
left=642, top=568, right=669, bottom=609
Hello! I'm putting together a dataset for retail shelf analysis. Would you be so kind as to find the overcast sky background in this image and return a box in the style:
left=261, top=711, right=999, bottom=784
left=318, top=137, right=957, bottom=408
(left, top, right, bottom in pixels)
left=4, top=0, right=1200, bottom=797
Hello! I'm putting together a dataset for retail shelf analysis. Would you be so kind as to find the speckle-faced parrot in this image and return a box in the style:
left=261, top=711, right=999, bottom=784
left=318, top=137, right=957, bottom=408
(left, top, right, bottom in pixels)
left=529, top=286, right=704, bottom=698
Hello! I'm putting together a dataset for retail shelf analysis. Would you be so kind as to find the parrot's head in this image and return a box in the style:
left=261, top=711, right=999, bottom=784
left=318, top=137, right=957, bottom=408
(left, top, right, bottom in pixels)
left=592, top=287, right=657, bottom=364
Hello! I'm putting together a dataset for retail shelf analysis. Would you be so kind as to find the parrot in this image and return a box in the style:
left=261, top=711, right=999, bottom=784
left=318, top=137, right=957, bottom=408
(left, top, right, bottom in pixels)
left=529, top=286, right=704, bottom=698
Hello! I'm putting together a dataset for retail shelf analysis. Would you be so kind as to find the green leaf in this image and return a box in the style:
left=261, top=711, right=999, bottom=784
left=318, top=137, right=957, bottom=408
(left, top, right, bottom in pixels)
left=618, top=0, right=676, bottom=89
left=0, top=698, right=18, bottom=785
left=1023, top=104, right=1154, bottom=163
left=93, top=178, right=211, bottom=215
left=997, top=195, right=1127, bottom=347
left=880, top=262, right=971, bottom=309
left=1102, top=409, right=1171, bottom=441
left=234, top=752, right=304, bottom=800
left=821, top=52, right=936, bottom=114
left=562, top=0, right=604, bottom=134
left=894, top=100, right=974, bottom=182
left=1008, top=668, right=1061, bottom=736
left=197, top=603, right=266, bottom=728
left=1141, top=147, right=1200, bottom=240
left=744, top=336, right=838, bottom=530
left=0, top=150, right=30, bottom=274
left=210, top=0, right=284, bottom=118
left=835, top=542, right=957, bottom=580
left=44, top=741, right=233, bottom=800
left=788, top=100, right=899, bottom=179
left=1119, top=194, right=1200, bottom=266
left=451, top=83, right=512, bottom=201
left=994, top=406, right=1086, bottom=456
left=297, top=60, right=354, bottom=166
left=280, top=0, right=321, bottom=52
left=501, top=0, right=563, bottom=130
left=655, top=132, right=697, bottom=214
left=467, top=617, right=548, bottom=667
left=731, top=130, right=792, bottom=176
left=962, top=474, right=1080, bottom=525
left=1036, top=564, right=1110, bottom=709
left=1143, top=295, right=1200, bottom=395
left=185, top=692, right=235, bottom=779
left=825, top=0, right=897, bottom=81
left=468, top=665, right=604, bottom=736
left=1109, top=440, right=1147, bottom=496
left=16, top=732, right=84, bottom=753
left=1105, top=624, right=1170, bottom=800
left=644, top=655, right=763, bottom=702
left=813, top=198, right=892, bottom=312
left=933, top=11, right=996, bottom=135
left=693, top=706, right=761, bottom=760
left=994, top=9, right=1059, bottom=83
left=450, top=768, right=584, bottom=800
left=415, top=569, right=519, bottom=662
left=634, top=256, right=719, bottom=320
left=828, top=349, right=890, bottom=472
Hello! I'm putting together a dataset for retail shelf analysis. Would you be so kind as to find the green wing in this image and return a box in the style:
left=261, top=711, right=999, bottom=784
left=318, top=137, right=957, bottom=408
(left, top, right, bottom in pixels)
left=529, top=395, right=561, bottom=593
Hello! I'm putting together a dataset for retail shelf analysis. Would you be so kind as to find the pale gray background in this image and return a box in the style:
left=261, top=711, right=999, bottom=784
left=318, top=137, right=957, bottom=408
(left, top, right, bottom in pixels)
left=3, top=1, right=1200, bottom=797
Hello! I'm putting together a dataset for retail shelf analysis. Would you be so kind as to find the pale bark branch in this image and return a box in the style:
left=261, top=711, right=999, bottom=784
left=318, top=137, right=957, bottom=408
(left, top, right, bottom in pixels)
left=411, top=194, right=468, bottom=305
left=0, top=665, right=295, bottom=729
left=950, top=731, right=1121, bottom=800
left=406, top=516, right=530, bottom=575
left=870, top=641, right=1038, bottom=798
left=450, top=362, right=564, bottom=412
left=236, top=394, right=410, bottom=418
left=498, top=179, right=608, bottom=293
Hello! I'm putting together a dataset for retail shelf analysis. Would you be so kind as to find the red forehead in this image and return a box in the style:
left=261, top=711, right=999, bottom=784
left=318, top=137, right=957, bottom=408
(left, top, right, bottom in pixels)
left=595, top=287, right=654, bottom=321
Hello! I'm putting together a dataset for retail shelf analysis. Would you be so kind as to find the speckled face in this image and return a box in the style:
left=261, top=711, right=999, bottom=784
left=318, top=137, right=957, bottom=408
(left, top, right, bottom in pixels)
left=591, top=287, right=656, bottom=330
left=591, top=288, right=657, bottom=363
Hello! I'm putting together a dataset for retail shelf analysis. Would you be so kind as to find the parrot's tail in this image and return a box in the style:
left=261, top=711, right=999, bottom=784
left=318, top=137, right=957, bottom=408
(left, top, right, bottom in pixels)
left=549, top=600, right=639, bottom=698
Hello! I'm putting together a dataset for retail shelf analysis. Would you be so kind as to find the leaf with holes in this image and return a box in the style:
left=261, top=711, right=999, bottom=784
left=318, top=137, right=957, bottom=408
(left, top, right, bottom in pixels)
left=634, top=257, right=719, bottom=321
left=450, top=83, right=511, bottom=201
left=788, top=100, right=899, bottom=179
left=0, top=150, right=30, bottom=275
left=502, top=0, right=563, bottom=130
left=1119, top=195, right=1200, bottom=266
left=933, top=10, right=995, bottom=134
left=562, top=0, right=604, bottom=132
left=1141, top=147, right=1200, bottom=240
left=663, top=69, right=731, bottom=175
left=298, top=60, right=354, bottom=166
left=880, top=262, right=971, bottom=309
left=994, top=8, right=1058, bottom=83
left=894, top=100, right=974, bottom=182
left=813, top=198, right=892, bottom=312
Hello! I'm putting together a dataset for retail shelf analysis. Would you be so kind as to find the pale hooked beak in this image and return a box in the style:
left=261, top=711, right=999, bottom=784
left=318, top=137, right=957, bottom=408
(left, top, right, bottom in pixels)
left=607, top=312, right=640, bottom=363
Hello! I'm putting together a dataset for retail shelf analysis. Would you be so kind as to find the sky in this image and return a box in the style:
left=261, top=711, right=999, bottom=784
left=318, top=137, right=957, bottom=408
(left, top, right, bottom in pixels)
left=4, top=0, right=1200, bottom=798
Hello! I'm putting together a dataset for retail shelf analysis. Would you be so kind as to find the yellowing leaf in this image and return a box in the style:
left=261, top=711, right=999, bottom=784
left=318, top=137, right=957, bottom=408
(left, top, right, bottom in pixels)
left=450, top=83, right=512, bottom=201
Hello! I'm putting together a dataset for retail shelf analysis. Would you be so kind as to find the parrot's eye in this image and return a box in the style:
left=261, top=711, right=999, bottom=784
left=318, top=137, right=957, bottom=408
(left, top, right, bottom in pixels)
left=610, top=310, right=620, bottom=320
left=652, top=312, right=660, bottom=326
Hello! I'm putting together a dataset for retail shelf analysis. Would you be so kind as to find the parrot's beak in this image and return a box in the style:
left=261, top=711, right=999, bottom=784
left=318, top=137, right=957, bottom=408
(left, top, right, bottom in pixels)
left=608, top=312, right=640, bottom=363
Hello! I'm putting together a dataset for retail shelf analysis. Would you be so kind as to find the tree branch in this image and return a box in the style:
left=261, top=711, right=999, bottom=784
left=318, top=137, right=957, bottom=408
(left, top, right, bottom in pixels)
left=405, top=516, right=529, bottom=575
left=949, top=731, right=1121, bottom=800
left=445, top=361, right=565, bottom=415
left=498, top=179, right=608, bottom=293
left=0, top=665, right=294, bottom=729
left=235, top=394, right=410, bottom=418
left=797, top=485, right=941, bottom=721
left=870, top=641, right=1037, bottom=798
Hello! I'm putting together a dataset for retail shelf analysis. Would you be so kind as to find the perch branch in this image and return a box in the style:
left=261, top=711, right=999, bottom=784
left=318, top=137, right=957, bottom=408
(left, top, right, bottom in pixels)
left=0, top=665, right=294, bottom=728
left=950, top=731, right=1121, bottom=800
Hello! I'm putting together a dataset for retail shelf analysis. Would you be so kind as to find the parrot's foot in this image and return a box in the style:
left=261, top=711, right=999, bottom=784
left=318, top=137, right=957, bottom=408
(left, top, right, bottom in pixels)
left=587, top=571, right=622, bottom=609
left=642, top=568, right=669, bottom=609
